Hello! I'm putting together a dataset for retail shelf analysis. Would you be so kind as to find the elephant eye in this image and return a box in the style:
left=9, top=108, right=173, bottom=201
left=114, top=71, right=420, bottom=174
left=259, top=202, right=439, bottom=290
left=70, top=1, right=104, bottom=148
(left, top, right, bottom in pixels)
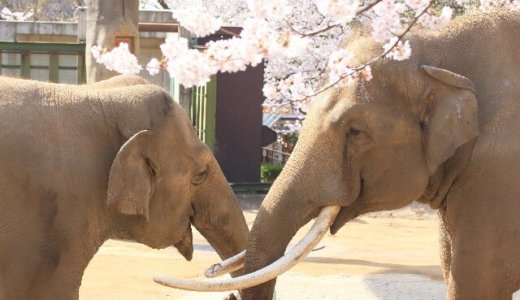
left=420, top=120, right=427, bottom=131
left=191, top=169, right=208, bottom=185
left=349, top=127, right=362, bottom=136
left=347, top=126, right=372, bottom=147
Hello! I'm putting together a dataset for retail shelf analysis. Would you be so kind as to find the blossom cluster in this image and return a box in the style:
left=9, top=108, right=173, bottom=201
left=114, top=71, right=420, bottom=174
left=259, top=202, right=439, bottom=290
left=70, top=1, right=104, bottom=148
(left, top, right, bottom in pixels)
left=160, top=0, right=459, bottom=95
left=92, top=0, right=518, bottom=111
left=0, top=7, right=33, bottom=21
left=159, top=37, right=216, bottom=86
left=173, top=7, right=222, bottom=37
left=479, top=0, right=520, bottom=10
left=91, top=43, right=142, bottom=76
left=383, top=38, right=412, bottom=61
left=316, top=0, right=359, bottom=23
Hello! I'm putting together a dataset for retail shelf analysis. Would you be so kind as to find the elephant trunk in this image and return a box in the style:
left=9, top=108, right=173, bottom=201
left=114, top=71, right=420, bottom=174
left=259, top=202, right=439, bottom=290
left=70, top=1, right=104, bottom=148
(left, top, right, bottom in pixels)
left=240, top=126, right=348, bottom=298
left=191, top=159, right=249, bottom=276
left=239, top=166, right=323, bottom=299
left=196, top=200, right=249, bottom=264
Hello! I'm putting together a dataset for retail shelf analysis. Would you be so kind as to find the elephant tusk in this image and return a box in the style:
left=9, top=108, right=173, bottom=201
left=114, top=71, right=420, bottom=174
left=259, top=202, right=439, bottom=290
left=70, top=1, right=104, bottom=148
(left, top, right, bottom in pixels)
left=153, top=205, right=341, bottom=291
left=204, top=250, right=245, bottom=278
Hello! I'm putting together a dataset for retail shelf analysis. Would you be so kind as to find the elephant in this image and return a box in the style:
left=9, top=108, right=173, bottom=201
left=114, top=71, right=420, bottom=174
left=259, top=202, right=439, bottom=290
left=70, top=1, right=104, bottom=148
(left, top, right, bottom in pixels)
left=0, top=75, right=249, bottom=299
left=155, top=10, right=520, bottom=300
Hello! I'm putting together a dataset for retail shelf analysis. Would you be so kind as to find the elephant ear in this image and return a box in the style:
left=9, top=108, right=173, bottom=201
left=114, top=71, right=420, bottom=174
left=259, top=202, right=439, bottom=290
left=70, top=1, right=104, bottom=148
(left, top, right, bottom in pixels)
left=107, top=130, right=155, bottom=220
left=421, top=65, right=479, bottom=175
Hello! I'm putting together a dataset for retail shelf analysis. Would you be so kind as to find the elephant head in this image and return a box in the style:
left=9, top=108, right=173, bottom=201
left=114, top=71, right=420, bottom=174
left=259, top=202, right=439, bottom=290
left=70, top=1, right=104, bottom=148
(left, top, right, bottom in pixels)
left=106, top=97, right=249, bottom=264
left=153, top=37, right=479, bottom=298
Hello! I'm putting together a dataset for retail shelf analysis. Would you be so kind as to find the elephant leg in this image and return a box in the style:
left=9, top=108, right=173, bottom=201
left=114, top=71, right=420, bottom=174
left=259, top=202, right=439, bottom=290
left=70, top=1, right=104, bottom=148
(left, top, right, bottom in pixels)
left=438, top=210, right=453, bottom=285
left=38, top=234, right=98, bottom=300
left=448, top=272, right=513, bottom=300
left=439, top=223, right=452, bottom=284
left=448, top=248, right=515, bottom=300
left=35, top=255, right=88, bottom=299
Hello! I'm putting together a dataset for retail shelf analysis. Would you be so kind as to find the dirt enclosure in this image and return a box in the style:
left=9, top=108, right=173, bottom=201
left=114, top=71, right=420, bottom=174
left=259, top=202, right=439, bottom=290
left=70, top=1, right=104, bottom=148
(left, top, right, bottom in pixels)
left=79, top=203, right=518, bottom=299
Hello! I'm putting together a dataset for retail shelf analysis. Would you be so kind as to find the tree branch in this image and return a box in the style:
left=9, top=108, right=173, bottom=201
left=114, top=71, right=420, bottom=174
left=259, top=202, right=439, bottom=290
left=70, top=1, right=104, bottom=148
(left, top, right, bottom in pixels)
left=294, top=1, right=433, bottom=101
left=356, top=0, right=384, bottom=15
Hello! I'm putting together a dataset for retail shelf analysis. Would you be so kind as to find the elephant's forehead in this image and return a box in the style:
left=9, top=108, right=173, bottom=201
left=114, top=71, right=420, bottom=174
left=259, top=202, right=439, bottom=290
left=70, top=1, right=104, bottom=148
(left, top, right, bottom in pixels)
left=156, top=112, right=204, bottom=154
left=319, top=84, right=381, bottom=112
left=312, top=87, right=357, bottom=113
left=309, top=85, right=414, bottom=132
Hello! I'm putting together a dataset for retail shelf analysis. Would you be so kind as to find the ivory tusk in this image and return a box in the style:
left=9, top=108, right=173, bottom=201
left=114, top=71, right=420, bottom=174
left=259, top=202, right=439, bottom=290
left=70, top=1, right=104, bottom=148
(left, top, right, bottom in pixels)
left=205, top=250, right=245, bottom=278
left=154, top=205, right=341, bottom=291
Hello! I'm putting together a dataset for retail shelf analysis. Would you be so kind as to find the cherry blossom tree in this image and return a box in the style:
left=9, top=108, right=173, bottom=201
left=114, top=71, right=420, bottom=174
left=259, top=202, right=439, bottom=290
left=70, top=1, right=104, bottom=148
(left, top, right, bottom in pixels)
left=0, top=7, right=33, bottom=20
left=0, top=0, right=81, bottom=21
left=92, top=0, right=518, bottom=111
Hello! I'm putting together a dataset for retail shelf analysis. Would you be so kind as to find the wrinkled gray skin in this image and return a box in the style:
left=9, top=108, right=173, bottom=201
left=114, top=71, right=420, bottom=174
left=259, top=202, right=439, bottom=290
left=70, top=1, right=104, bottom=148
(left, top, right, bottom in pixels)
left=0, top=76, right=248, bottom=299
left=241, top=11, right=520, bottom=300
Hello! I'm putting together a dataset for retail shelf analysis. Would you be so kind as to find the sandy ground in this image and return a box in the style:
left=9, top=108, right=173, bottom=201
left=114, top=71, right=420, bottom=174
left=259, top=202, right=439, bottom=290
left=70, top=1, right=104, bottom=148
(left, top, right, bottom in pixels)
left=79, top=203, right=469, bottom=299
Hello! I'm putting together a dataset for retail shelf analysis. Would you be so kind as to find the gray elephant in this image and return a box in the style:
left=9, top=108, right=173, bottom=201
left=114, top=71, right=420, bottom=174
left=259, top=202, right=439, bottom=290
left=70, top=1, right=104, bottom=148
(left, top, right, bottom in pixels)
left=0, top=75, right=249, bottom=299
left=156, top=10, right=520, bottom=300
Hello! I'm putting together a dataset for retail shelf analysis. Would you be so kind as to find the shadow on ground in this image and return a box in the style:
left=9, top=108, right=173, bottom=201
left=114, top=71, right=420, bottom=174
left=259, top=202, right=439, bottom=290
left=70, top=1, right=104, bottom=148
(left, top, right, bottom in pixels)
left=304, top=257, right=443, bottom=281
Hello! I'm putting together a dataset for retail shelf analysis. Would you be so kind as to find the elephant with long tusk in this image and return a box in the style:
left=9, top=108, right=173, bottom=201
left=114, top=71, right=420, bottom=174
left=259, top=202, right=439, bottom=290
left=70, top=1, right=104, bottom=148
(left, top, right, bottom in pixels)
left=154, top=10, right=520, bottom=300
left=154, top=206, right=340, bottom=290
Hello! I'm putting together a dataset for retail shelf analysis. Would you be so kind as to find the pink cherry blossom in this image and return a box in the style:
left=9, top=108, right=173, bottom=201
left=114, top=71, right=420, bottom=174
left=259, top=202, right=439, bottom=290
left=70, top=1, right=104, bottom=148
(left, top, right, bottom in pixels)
left=359, top=66, right=373, bottom=82
left=405, top=0, right=430, bottom=10
left=262, top=82, right=281, bottom=100
left=247, top=0, right=290, bottom=19
left=315, top=0, right=359, bottom=23
left=173, top=6, right=222, bottom=38
left=327, top=49, right=354, bottom=85
left=384, top=38, right=412, bottom=61
left=479, top=0, right=519, bottom=10
left=0, top=7, right=33, bottom=21
left=371, top=0, right=403, bottom=43
left=87, top=0, right=517, bottom=104
left=146, top=58, right=161, bottom=76
left=160, top=36, right=189, bottom=61
left=91, top=43, right=142, bottom=75
left=166, top=49, right=218, bottom=87
left=206, top=39, right=247, bottom=73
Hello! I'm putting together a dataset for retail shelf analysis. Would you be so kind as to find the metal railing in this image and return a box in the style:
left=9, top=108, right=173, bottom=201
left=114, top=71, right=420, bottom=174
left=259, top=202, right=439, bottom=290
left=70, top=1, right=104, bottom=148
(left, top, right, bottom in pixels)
left=189, top=75, right=216, bottom=151
left=262, top=147, right=291, bottom=164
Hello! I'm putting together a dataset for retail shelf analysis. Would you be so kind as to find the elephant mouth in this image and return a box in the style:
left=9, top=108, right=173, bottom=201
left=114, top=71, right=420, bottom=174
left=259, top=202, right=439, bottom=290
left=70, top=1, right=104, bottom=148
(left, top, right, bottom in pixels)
left=329, top=176, right=365, bottom=234
left=330, top=199, right=361, bottom=235
left=173, top=224, right=194, bottom=261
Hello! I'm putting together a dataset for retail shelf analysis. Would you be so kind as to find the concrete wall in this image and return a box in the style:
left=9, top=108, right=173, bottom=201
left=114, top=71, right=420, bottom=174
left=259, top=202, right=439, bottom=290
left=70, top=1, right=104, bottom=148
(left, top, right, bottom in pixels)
left=0, top=9, right=176, bottom=88
left=0, top=21, right=77, bottom=42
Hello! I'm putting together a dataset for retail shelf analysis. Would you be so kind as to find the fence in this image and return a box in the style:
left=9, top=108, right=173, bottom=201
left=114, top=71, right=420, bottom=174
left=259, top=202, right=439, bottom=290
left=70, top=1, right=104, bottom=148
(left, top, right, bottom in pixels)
left=262, top=147, right=291, bottom=164
left=189, top=76, right=217, bottom=151
left=0, top=42, right=86, bottom=84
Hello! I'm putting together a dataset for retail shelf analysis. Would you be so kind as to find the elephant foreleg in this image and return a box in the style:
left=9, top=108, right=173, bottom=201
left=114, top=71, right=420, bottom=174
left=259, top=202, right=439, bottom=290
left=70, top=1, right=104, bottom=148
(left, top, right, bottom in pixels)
left=438, top=210, right=453, bottom=285
left=447, top=262, right=514, bottom=300
left=447, top=240, right=516, bottom=300
left=439, top=224, right=452, bottom=285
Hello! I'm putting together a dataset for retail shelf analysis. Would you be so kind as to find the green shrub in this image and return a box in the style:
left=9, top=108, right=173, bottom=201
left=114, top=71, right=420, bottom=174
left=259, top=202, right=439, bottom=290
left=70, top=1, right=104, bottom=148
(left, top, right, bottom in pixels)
left=260, top=163, right=284, bottom=182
